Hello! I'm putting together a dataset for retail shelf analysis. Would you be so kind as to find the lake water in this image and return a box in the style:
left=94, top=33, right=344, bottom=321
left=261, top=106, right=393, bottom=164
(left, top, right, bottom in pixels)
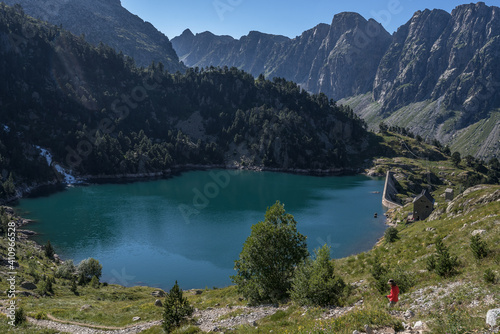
left=15, top=170, right=386, bottom=290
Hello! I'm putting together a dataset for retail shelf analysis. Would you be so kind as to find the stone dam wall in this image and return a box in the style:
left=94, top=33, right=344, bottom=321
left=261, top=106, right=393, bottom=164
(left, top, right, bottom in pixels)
left=382, top=171, right=402, bottom=209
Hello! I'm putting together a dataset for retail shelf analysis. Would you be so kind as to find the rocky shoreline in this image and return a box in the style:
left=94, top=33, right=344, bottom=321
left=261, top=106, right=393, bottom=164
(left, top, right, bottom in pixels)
left=2, top=163, right=364, bottom=206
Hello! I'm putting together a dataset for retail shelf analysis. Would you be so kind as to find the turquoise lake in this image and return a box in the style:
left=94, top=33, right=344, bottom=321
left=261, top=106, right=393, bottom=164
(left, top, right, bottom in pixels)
left=15, top=170, right=386, bottom=290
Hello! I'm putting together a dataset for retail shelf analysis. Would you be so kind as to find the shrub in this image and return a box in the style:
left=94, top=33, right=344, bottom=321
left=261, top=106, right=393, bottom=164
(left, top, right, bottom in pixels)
left=428, top=238, right=459, bottom=277
left=90, top=275, right=100, bottom=289
left=77, top=258, right=102, bottom=283
left=70, top=279, right=78, bottom=294
left=38, top=275, right=54, bottom=296
left=470, top=235, right=488, bottom=260
left=34, top=311, right=47, bottom=320
left=163, top=281, right=194, bottom=333
left=370, top=256, right=387, bottom=281
left=231, top=201, right=308, bottom=304
left=14, top=307, right=26, bottom=325
left=291, top=245, right=346, bottom=306
left=484, top=269, right=496, bottom=284
left=44, top=240, right=55, bottom=259
left=384, top=227, right=399, bottom=243
left=55, top=260, right=76, bottom=279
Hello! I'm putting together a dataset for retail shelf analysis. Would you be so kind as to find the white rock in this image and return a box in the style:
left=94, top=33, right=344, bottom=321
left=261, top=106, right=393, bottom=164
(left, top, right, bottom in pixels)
left=487, top=309, right=500, bottom=327
left=414, top=320, right=425, bottom=329
left=472, top=229, right=486, bottom=236
left=404, top=309, right=415, bottom=318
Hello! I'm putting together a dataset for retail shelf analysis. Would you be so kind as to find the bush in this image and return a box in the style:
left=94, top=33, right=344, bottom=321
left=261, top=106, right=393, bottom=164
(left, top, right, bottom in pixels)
left=70, top=279, right=78, bottom=294
left=291, top=245, right=346, bottom=306
left=14, top=307, right=26, bottom=325
left=55, top=260, right=76, bottom=279
left=231, top=201, right=308, bottom=304
left=484, top=269, right=496, bottom=284
left=163, top=281, right=194, bottom=333
left=77, top=258, right=102, bottom=283
left=384, top=227, right=399, bottom=243
left=428, top=238, right=459, bottom=277
left=470, top=235, right=488, bottom=260
left=90, top=275, right=100, bottom=289
left=34, top=311, right=47, bottom=320
left=44, top=240, right=55, bottom=259
left=38, top=275, right=54, bottom=296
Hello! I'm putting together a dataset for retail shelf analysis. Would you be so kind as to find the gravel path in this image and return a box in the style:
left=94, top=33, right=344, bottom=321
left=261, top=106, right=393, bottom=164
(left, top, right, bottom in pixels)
left=27, top=316, right=162, bottom=334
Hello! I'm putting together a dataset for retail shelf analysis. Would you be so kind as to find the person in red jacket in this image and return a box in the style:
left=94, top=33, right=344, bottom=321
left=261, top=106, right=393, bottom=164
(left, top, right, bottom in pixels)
left=386, top=279, right=399, bottom=307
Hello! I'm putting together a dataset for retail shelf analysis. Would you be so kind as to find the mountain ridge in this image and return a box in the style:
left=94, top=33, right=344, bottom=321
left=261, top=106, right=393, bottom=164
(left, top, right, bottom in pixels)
left=172, top=2, right=500, bottom=159
left=1, top=0, right=186, bottom=72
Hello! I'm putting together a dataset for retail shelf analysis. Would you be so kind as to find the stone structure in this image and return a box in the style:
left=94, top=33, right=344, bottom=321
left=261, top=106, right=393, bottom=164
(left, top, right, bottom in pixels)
left=382, top=171, right=402, bottom=209
left=445, top=188, right=454, bottom=201
left=413, top=189, right=434, bottom=221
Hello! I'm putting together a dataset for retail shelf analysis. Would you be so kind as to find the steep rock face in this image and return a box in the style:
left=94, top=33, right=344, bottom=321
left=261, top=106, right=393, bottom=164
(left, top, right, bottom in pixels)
left=172, top=12, right=391, bottom=100
left=300, top=13, right=391, bottom=99
left=2, top=0, right=185, bottom=71
left=173, top=30, right=289, bottom=75
left=173, top=29, right=236, bottom=67
left=373, top=2, right=500, bottom=126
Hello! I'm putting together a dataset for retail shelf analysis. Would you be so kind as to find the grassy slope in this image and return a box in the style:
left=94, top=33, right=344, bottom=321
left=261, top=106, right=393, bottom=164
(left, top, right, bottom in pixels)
left=0, top=133, right=498, bottom=333
left=340, top=94, right=500, bottom=160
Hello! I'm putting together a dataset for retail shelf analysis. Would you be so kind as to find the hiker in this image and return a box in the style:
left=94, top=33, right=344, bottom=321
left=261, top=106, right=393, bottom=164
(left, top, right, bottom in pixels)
left=386, top=279, right=399, bottom=307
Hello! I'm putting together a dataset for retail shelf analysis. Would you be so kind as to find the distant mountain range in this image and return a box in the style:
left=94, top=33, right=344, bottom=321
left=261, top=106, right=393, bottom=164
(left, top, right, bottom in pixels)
left=172, top=3, right=500, bottom=159
left=2, top=0, right=185, bottom=72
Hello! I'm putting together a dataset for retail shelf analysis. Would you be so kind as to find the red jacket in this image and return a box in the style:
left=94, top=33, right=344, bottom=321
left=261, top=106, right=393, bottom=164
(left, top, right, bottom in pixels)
left=387, top=285, right=399, bottom=302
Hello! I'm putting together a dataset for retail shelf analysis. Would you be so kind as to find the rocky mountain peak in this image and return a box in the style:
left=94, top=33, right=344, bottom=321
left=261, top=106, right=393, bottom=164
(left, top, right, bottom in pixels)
left=330, top=11, right=367, bottom=29
left=180, top=28, right=194, bottom=38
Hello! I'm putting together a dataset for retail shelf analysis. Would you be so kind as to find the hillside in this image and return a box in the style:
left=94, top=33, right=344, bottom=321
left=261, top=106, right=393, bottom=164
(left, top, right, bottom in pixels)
left=0, top=133, right=498, bottom=333
left=1, top=0, right=185, bottom=72
left=0, top=3, right=370, bottom=202
left=172, top=2, right=500, bottom=159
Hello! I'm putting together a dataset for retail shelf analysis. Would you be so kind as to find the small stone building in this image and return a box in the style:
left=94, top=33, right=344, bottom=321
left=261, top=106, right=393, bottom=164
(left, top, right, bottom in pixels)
left=413, top=189, right=434, bottom=221
left=445, top=188, right=454, bottom=201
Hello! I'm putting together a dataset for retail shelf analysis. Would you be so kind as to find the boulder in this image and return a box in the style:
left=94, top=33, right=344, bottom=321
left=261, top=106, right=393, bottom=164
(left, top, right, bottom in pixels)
left=20, top=281, right=37, bottom=290
left=133, top=316, right=141, bottom=322
left=472, top=230, right=486, bottom=236
left=155, top=299, right=163, bottom=307
left=80, top=304, right=92, bottom=311
left=17, top=291, right=37, bottom=297
left=151, top=290, right=165, bottom=297
left=413, top=321, right=426, bottom=329
left=404, top=309, right=415, bottom=318
left=364, top=325, right=374, bottom=334
left=487, top=309, right=500, bottom=327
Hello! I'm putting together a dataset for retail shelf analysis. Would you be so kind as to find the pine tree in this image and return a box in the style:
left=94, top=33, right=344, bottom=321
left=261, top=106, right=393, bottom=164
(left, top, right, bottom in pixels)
left=470, top=235, right=488, bottom=260
left=45, top=240, right=55, bottom=259
left=163, top=281, right=193, bottom=333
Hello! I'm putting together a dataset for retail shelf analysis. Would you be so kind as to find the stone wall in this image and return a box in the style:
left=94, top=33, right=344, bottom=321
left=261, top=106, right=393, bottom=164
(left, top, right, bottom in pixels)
left=382, top=171, right=402, bottom=209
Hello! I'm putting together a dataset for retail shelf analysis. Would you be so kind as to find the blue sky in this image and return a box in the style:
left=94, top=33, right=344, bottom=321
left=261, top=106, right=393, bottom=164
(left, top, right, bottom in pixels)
left=120, top=1, right=498, bottom=39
